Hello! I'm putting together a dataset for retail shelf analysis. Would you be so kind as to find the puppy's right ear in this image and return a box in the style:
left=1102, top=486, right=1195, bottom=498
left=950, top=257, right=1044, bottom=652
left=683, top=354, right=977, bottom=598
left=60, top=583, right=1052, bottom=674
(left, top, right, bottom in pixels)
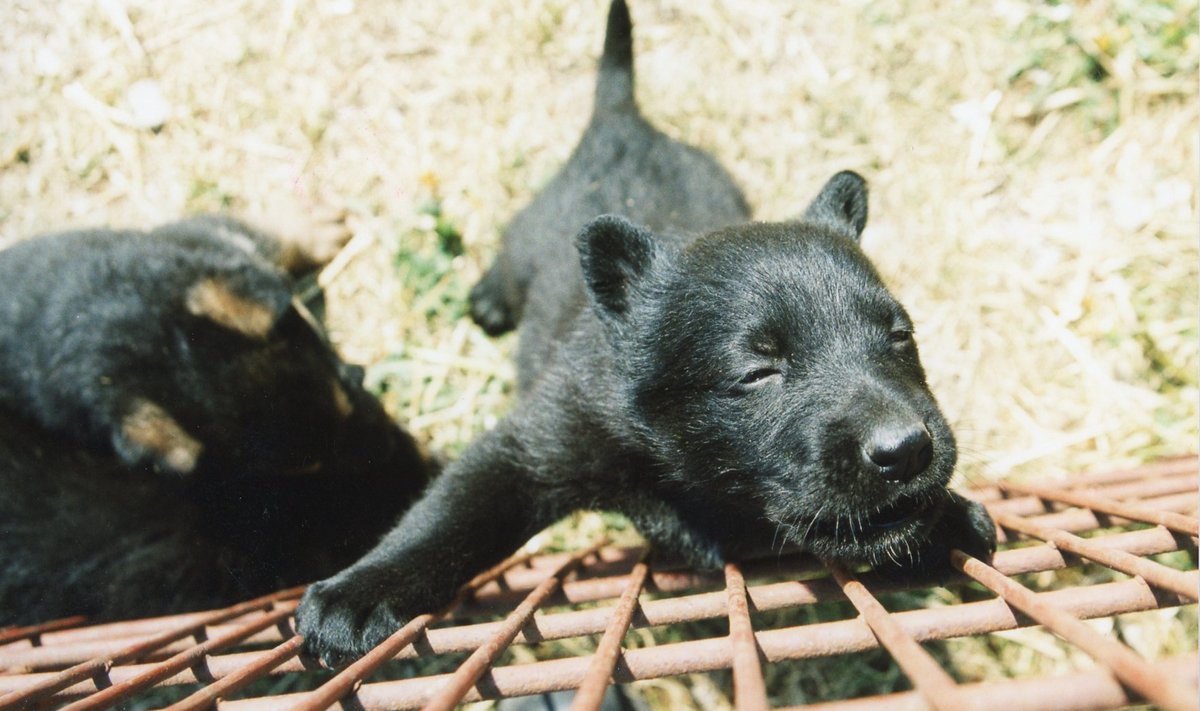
left=576, top=214, right=659, bottom=325
left=803, top=170, right=869, bottom=242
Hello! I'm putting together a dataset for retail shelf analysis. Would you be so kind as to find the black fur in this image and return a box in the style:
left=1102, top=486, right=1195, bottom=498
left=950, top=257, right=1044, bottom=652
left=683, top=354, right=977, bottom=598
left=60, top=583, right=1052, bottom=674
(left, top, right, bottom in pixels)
left=298, top=0, right=995, bottom=663
left=0, top=216, right=431, bottom=624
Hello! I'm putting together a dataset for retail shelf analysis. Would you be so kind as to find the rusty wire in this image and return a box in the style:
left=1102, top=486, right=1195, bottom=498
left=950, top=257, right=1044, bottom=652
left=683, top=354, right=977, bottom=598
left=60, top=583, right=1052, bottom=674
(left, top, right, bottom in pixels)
left=419, top=541, right=606, bottom=711
left=827, top=565, right=965, bottom=711
left=724, top=562, right=769, bottom=711
left=951, top=548, right=1197, bottom=711
left=289, top=547, right=544, bottom=711
left=0, top=457, right=1195, bottom=710
left=570, top=554, right=649, bottom=711
left=0, top=617, right=87, bottom=647
left=0, top=587, right=303, bottom=711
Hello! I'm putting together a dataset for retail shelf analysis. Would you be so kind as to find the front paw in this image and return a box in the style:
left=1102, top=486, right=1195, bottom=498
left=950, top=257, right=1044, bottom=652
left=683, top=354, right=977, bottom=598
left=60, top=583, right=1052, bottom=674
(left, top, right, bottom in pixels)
left=296, top=566, right=427, bottom=666
left=468, top=270, right=516, bottom=336
left=945, top=492, right=998, bottom=561
left=875, top=492, right=997, bottom=583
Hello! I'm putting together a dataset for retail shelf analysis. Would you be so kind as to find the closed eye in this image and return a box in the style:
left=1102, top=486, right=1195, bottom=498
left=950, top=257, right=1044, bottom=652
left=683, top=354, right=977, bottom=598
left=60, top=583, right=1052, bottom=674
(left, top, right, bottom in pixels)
left=888, top=329, right=913, bottom=345
left=733, top=367, right=782, bottom=393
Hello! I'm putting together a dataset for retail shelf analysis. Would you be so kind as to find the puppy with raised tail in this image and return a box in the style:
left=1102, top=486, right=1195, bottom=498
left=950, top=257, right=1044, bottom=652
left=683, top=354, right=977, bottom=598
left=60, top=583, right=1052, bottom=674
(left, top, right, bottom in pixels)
left=298, top=0, right=994, bottom=663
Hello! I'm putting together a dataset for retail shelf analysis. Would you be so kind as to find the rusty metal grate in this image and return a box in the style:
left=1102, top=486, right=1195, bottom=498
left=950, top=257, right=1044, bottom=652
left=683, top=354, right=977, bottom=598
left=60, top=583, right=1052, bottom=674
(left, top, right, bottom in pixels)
left=1, top=456, right=1196, bottom=710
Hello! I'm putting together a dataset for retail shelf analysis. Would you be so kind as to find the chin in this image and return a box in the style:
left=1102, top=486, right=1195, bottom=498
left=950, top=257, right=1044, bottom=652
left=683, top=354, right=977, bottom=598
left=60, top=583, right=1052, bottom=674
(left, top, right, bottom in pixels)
left=783, top=489, right=950, bottom=565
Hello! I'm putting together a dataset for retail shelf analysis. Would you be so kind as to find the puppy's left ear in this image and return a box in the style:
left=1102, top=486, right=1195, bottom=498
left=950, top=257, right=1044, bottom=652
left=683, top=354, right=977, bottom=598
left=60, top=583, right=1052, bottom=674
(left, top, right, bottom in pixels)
left=576, top=214, right=659, bottom=326
left=803, top=170, right=869, bottom=242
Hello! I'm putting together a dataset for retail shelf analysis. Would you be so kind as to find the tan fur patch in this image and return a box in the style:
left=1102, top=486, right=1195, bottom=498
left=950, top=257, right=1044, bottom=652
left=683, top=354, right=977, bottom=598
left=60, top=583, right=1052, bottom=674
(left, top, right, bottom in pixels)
left=332, top=380, right=354, bottom=420
left=121, top=400, right=203, bottom=474
left=185, top=278, right=276, bottom=339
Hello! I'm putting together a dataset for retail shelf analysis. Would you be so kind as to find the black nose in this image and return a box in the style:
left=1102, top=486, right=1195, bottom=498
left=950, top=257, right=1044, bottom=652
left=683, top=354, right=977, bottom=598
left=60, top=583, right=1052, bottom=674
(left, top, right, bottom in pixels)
left=863, top=424, right=932, bottom=482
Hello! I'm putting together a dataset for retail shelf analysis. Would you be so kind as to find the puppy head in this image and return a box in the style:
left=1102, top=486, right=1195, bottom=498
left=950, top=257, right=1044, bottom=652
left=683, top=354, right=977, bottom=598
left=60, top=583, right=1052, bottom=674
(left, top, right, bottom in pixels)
left=128, top=269, right=416, bottom=484
left=578, top=171, right=957, bottom=564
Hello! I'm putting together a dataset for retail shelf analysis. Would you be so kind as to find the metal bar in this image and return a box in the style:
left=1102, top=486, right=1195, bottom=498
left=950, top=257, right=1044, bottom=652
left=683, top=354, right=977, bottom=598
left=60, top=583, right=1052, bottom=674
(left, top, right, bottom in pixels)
left=465, top=486, right=1195, bottom=611
left=420, top=542, right=606, bottom=711
left=470, top=547, right=645, bottom=599
left=950, top=548, right=1198, bottom=711
left=999, top=480, right=1199, bottom=536
left=1008, top=492, right=1197, bottom=542
left=0, top=616, right=87, bottom=647
left=829, top=565, right=964, bottom=711
left=980, top=472, right=1198, bottom=515
left=0, top=457, right=1191, bottom=711
left=968, top=456, right=1198, bottom=502
left=60, top=607, right=294, bottom=711
left=724, top=562, right=768, bottom=711
left=1051, top=455, right=1196, bottom=487
left=310, top=529, right=1179, bottom=662
left=14, top=475, right=1188, bottom=662
left=0, top=624, right=283, bottom=672
left=163, top=636, right=305, bottom=711
left=37, top=612, right=221, bottom=647
left=0, top=587, right=302, bottom=711
left=5, top=521, right=1185, bottom=675
left=570, top=557, right=649, bottom=711
left=780, top=652, right=1200, bottom=711
left=995, top=512, right=1197, bottom=600
left=291, top=547, right=541, bottom=711
left=1076, top=471, right=1199, bottom=501
left=1, top=526, right=1188, bottom=702
left=216, top=576, right=1187, bottom=711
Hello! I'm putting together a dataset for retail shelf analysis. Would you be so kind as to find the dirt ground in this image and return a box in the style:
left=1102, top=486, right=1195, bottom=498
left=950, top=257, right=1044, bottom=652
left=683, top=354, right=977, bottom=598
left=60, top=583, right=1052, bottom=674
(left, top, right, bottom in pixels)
left=1, top=0, right=1196, bottom=706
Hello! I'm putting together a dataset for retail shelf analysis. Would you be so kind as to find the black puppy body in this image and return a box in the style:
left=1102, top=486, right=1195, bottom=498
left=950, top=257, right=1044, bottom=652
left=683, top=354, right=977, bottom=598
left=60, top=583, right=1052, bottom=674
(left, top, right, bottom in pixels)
left=298, top=0, right=995, bottom=662
left=0, top=216, right=431, bottom=624
left=0, top=408, right=424, bottom=624
left=0, top=215, right=366, bottom=479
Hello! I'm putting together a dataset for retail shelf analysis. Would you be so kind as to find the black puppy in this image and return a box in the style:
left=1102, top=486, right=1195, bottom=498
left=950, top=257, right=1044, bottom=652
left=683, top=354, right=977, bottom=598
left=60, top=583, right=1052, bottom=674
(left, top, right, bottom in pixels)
left=297, top=0, right=995, bottom=662
left=0, top=215, right=431, bottom=624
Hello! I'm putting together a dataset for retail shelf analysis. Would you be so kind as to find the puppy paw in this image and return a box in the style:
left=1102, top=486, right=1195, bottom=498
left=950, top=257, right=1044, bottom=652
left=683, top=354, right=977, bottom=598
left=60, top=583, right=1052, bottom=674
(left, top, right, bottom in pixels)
left=469, top=270, right=516, bottom=336
left=296, top=566, right=431, bottom=666
left=874, top=492, right=996, bottom=584
left=252, top=194, right=352, bottom=274
left=946, top=492, right=998, bottom=561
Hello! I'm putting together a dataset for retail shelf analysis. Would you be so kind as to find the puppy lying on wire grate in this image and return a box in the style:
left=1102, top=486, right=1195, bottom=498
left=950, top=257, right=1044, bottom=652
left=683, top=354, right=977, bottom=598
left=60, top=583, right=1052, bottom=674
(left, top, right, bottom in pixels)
left=297, top=0, right=996, bottom=664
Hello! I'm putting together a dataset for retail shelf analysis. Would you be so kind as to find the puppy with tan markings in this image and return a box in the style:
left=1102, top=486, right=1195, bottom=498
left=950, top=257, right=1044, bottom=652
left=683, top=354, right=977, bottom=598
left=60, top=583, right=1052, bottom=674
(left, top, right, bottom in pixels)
left=0, top=213, right=431, bottom=624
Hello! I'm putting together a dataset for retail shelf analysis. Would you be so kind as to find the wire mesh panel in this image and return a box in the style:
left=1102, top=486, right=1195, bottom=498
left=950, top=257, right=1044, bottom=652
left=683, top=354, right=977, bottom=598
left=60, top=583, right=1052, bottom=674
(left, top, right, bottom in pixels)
left=0, top=456, right=1196, bottom=710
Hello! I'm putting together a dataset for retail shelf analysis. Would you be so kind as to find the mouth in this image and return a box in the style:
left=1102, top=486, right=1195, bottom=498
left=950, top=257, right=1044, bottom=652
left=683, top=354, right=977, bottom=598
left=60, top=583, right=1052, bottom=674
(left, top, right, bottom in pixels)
left=788, top=490, right=943, bottom=552
left=863, top=493, right=929, bottom=530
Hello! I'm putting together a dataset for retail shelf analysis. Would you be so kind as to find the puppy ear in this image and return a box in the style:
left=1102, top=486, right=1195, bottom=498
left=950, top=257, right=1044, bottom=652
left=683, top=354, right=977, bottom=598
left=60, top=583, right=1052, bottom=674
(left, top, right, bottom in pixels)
left=576, top=214, right=659, bottom=322
left=112, top=398, right=204, bottom=475
left=803, top=170, right=869, bottom=242
left=185, top=277, right=282, bottom=339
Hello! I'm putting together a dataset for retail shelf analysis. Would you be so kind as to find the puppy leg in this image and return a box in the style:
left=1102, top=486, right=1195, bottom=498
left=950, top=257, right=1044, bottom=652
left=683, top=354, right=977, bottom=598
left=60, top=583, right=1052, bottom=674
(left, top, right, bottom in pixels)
left=295, top=424, right=551, bottom=664
left=621, top=496, right=725, bottom=570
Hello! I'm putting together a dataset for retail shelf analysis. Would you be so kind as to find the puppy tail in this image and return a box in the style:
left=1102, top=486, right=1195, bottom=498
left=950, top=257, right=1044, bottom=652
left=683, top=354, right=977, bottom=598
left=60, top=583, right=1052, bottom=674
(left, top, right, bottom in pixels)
left=595, top=0, right=636, bottom=114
